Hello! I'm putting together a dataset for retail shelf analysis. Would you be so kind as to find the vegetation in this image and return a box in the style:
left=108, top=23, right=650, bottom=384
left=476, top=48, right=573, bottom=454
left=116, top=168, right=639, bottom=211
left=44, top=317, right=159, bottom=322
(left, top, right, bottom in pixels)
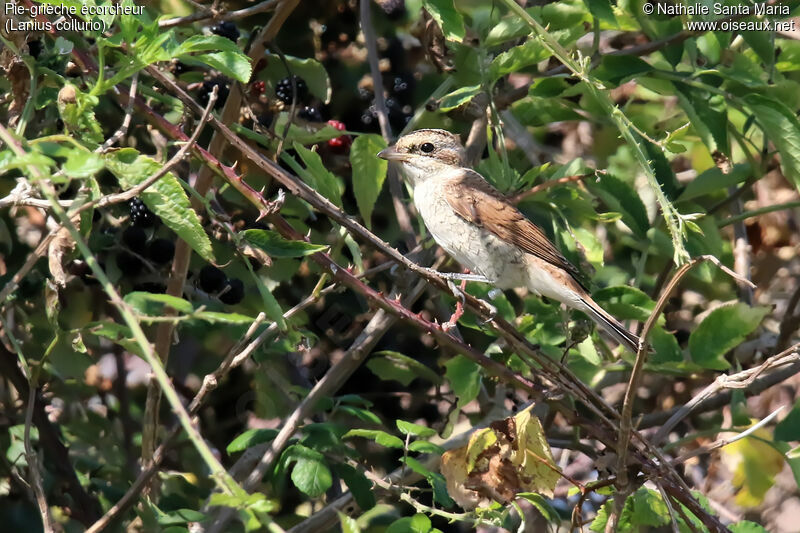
left=1, top=0, right=800, bottom=531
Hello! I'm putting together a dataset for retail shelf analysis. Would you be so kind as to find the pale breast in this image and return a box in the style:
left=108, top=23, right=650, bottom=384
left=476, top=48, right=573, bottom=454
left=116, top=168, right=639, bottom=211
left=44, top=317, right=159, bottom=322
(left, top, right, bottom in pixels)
left=412, top=179, right=529, bottom=289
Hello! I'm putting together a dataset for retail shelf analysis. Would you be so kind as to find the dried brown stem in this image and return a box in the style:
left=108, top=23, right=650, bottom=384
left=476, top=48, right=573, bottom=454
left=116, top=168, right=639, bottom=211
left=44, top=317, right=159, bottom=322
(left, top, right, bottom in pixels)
left=158, top=0, right=280, bottom=28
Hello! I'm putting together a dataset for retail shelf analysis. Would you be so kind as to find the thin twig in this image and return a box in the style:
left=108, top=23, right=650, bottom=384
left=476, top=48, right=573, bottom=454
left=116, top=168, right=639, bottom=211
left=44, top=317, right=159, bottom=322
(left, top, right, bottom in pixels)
left=99, top=72, right=138, bottom=152
left=616, top=255, right=756, bottom=487
left=158, top=0, right=280, bottom=28
left=24, top=374, right=56, bottom=532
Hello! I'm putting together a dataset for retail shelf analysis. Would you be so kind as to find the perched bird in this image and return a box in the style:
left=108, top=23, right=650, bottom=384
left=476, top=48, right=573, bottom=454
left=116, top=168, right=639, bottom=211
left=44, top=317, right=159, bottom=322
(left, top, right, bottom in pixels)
left=378, top=129, right=640, bottom=352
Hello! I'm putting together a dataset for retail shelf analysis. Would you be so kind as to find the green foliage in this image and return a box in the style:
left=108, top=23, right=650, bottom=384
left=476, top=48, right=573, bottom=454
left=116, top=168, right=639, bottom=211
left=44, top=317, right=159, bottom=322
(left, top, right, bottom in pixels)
left=689, top=303, right=770, bottom=370
left=240, top=229, right=328, bottom=258
left=350, top=134, right=388, bottom=228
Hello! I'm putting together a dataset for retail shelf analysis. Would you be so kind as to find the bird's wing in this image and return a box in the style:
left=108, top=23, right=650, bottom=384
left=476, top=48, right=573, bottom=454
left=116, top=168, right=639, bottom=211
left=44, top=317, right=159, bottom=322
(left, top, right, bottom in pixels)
left=442, top=169, right=585, bottom=287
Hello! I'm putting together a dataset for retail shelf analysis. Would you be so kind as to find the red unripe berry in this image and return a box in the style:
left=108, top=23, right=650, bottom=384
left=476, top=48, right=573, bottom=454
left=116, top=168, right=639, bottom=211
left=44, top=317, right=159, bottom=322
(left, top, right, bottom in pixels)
left=251, top=80, right=266, bottom=95
left=326, top=120, right=351, bottom=153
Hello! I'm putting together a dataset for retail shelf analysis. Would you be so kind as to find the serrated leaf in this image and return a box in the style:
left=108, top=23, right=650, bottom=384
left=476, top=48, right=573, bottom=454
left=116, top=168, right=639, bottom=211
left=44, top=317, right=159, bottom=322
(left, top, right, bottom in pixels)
left=176, top=35, right=252, bottom=83
left=587, top=174, right=649, bottom=238
left=241, top=229, right=328, bottom=258
left=283, top=444, right=332, bottom=497
left=679, top=163, right=751, bottom=202
left=592, top=55, right=652, bottom=86
left=444, top=355, right=481, bottom=410
left=583, top=0, right=616, bottom=23
left=422, top=0, right=465, bottom=42
left=367, top=351, right=442, bottom=386
left=226, top=428, right=279, bottom=454
left=104, top=149, right=214, bottom=261
left=489, top=39, right=548, bottom=81
left=745, top=94, right=800, bottom=190
left=731, top=521, right=770, bottom=533
left=63, top=150, right=104, bottom=178
left=689, top=303, right=769, bottom=370
left=437, top=85, right=481, bottom=113
left=349, top=134, right=387, bottom=228
left=592, top=286, right=656, bottom=323
left=343, top=429, right=404, bottom=449
left=674, top=82, right=728, bottom=154
left=286, top=143, right=344, bottom=207
left=396, top=420, right=437, bottom=438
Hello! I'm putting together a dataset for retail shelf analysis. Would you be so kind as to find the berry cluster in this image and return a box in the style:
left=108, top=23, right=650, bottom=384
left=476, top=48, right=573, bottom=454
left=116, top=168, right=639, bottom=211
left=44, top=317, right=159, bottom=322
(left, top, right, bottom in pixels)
left=298, top=106, right=323, bottom=122
left=198, top=265, right=244, bottom=305
left=198, top=78, right=230, bottom=110
left=130, top=198, right=157, bottom=227
left=118, top=212, right=176, bottom=278
left=275, top=75, right=308, bottom=105
left=326, top=120, right=351, bottom=153
left=210, top=20, right=239, bottom=42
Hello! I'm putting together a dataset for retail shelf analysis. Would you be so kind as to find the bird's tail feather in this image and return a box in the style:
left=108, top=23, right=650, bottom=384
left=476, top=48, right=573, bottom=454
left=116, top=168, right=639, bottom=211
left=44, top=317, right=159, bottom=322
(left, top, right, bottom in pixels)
left=579, top=298, right=640, bottom=353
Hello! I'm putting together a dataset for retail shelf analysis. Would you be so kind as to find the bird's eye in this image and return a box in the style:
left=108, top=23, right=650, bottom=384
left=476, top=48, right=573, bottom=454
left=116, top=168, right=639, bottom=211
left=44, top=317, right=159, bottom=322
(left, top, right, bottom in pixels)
left=420, top=142, right=435, bottom=153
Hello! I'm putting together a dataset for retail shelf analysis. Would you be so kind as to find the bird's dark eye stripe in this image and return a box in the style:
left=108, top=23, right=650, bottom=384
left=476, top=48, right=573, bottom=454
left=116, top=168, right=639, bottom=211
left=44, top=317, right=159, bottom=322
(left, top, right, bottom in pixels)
left=420, top=142, right=435, bottom=153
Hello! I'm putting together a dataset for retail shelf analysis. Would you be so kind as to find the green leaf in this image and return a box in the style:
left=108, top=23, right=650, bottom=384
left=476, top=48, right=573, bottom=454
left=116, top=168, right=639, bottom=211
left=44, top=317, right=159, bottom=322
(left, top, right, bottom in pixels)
left=286, top=143, right=344, bottom=207
left=689, top=303, right=769, bottom=370
left=337, top=405, right=381, bottom=424
left=284, top=444, right=332, bottom=497
left=366, top=350, right=443, bottom=386
left=592, top=286, right=656, bottom=323
left=422, top=0, right=465, bottom=42
left=176, top=35, right=252, bottom=83
left=592, top=55, right=652, bottom=86
left=408, top=441, right=446, bottom=454
left=586, top=173, right=649, bottom=238
left=124, top=292, right=194, bottom=315
left=630, top=488, right=670, bottom=527
left=515, top=493, right=560, bottom=523
left=226, top=429, right=279, bottom=454
left=343, top=429, right=404, bottom=448
left=396, top=420, right=437, bottom=439
left=744, top=94, right=800, bottom=190
left=679, top=164, right=751, bottom=202
left=333, top=463, right=375, bottom=511
left=260, top=54, right=331, bottom=103
left=489, top=39, right=549, bottom=81
left=338, top=511, right=361, bottom=533
left=62, top=150, right=104, bottom=178
left=349, top=134, right=387, bottom=228
left=674, top=82, right=728, bottom=155
left=437, top=85, right=481, bottom=112
left=583, top=0, right=616, bottom=23
left=639, top=133, right=682, bottom=200
left=775, top=399, right=800, bottom=441
left=104, top=149, right=214, bottom=261
left=444, top=355, right=481, bottom=410
left=241, top=229, right=328, bottom=258
left=730, top=521, right=770, bottom=533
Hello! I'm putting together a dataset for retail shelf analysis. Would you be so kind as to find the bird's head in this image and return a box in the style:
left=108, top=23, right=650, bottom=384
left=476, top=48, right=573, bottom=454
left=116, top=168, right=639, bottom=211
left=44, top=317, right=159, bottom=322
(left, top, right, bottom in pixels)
left=377, top=129, right=466, bottom=185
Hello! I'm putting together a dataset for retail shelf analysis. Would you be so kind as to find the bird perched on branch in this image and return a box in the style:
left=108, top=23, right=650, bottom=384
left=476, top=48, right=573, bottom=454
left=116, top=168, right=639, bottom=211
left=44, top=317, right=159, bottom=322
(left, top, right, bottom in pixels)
left=378, top=128, right=640, bottom=352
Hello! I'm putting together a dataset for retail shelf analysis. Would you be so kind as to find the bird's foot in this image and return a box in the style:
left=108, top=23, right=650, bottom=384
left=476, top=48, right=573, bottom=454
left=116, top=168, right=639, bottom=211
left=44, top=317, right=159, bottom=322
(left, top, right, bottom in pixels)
left=477, top=299, right=498, bottom=324
left=424, top=267, right=491, bottom=284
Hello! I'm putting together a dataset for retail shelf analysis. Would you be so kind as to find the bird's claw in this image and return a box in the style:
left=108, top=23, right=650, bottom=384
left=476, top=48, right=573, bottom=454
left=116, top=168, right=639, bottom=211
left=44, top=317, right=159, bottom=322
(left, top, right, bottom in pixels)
left=478, top=299, right=497, bottom=324
left=447, top=280, right=466, bottom=304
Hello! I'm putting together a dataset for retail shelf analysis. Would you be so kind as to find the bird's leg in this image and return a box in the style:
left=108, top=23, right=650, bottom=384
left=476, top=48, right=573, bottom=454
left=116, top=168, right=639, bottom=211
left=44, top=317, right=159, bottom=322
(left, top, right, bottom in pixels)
left=423, top=267, right=491, bottom=284
left=442, top=275, right=469, bottom=332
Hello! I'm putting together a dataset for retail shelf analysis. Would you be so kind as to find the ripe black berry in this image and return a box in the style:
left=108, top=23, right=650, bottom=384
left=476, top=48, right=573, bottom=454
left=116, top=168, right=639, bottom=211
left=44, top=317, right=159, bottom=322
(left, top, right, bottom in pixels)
left=116, top=251, right=143, bottom=277
left=122, top=226, right=147, bottom=254
left=211, top=20, right=239, bottom=42
left=130, top=198, right=156, bottom=228
left=133, top=282, right=166, bottom=293
left=199, top=265, right=227, bottom=293
left=275, top=75, right=308, bottom=105
left=198, top=79, right=229, bottom=110
left=27, top=39, right=42, bottom=59
left=391, top=72, right=415, bottom=104
left=219, top=278, right=244, bottom=305
left=148, top=238, right=175, bottom=264
left=298, top=106, right=323, bottom=122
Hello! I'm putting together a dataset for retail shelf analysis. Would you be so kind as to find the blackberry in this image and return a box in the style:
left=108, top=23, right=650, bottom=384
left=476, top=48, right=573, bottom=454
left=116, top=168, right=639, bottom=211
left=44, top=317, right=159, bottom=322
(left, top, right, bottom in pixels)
left=133, top=282, right=166, bottom=294
left=148, top=238, right=175, bottom=264
left=219, top=278, right=244, bottom=305
left=122, top=226, right=148, bottom=254
left=391, top=72, right=415, bottom=104
left=130, top=198, right=156, bottom=227
left=198, top=79, right=229, bottom=110
left=116, top=252, right=143, bottom=277
left=172, top=61, right=189, bottom=75
left=386, top=97, right=412, bottom=130
left=275, top=75, right=308, bottom=105
left=298, top=106, right=323, bottom=122
left=210, top=20, right=239, bottom=42
left=199, top=265, right=227, bottom=293
left=27, top=39, right=42, bottom=59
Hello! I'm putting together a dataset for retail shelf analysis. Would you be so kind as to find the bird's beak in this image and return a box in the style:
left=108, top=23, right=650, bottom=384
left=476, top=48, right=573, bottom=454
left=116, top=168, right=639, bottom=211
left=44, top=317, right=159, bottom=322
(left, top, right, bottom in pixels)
left=377, top=146, right=410, bottom=162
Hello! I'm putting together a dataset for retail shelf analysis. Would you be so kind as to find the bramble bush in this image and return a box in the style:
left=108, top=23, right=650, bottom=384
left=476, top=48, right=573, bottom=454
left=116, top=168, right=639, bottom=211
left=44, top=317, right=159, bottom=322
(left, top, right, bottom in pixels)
left=2, top=0, right=800, bottom=532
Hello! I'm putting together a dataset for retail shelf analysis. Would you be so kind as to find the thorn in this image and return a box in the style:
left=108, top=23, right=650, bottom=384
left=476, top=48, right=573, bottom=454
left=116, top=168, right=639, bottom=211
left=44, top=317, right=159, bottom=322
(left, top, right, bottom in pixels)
left=256, top=210, right=269, bottom=221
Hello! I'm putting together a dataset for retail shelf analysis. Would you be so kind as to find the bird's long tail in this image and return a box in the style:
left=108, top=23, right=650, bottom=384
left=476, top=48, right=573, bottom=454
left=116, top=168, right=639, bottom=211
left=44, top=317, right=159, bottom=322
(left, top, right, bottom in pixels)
left=579, top=297, right=641, bottom=353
